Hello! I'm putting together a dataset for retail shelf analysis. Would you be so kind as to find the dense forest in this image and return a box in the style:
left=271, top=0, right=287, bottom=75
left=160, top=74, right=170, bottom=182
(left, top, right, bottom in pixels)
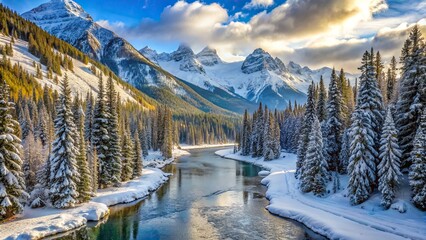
left=0, top=4, right=238, bottom=221
left=239, top=25, right=425, bottom=210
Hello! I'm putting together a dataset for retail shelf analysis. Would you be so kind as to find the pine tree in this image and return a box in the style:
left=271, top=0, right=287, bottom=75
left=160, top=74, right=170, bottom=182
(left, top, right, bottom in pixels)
left=324, top=68, right=343, bottom=172
left=264, top=113, right=276, bottom=161
left=241, top=109, right=251, bottom=156
left=296, top=84, right=316, bottom=177
left=48, top=75, right=79, bottom=208
left=300, top=116, right=328, bottom=195
left=106, top=77, right=122, bottom=186
left=84, top=91, right=94, bottom=143
left=92, top=76, right=110, bottom=189
left=76, top=108, right=91, bottom=203
left=409, top=108, right=426, bottom=210
left=0, top=80, right=28, bottom=219
left=140, top=126, right=149, bottom=157
left=316, top=76, right=327, bottom=122
left=338, top=129, right=350, bottom=174
left=396, top=25, right=425, bottom=167
left=348, top=50, right=383, bottom=204
left=121, top=125, right=134, bottom=182
left=162, top=108, right=173, bottom=159
left=254, top=103, right=264, bottom=157
left=386, top=56, right=397, bottom=103
left=132, top=130, right=143, bottom=179
left=378, top=107, right=402, bottom=209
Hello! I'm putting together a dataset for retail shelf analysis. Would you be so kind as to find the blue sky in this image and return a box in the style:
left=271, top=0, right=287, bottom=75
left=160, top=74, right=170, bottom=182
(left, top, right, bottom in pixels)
left=2, top=0, right=425, bottom=71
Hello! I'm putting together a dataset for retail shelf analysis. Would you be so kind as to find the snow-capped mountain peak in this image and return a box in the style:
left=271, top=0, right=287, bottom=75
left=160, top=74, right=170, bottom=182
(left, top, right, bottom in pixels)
left=241, top=48, right=281, bottom=74
left=23, top=0, right=92, bottom=21
left=196, top=47, right=222, bottom=66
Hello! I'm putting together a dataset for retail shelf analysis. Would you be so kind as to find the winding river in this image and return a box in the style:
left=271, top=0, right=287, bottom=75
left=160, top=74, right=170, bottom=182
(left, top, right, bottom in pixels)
left=54, top=148, right=323, bottom=240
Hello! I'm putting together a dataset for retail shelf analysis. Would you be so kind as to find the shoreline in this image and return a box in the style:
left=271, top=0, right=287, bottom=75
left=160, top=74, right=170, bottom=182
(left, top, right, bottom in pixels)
left=215, top=148, right=426, bottom=240
left=0, top=148, right=189, bottom=240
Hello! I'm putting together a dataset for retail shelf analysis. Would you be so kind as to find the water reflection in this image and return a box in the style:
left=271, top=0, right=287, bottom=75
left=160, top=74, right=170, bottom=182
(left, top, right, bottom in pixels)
left=55, top=148, right=323, bottom=240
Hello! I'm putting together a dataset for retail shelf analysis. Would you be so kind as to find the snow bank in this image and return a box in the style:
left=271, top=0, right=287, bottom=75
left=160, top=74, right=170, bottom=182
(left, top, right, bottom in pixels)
left=216, top=148, right=426, bottom=240
left=0, top=202, right=108, bottom=240
left=0, top=148, right=187, bottom=239
left=92, top=168, right=170, bottom=206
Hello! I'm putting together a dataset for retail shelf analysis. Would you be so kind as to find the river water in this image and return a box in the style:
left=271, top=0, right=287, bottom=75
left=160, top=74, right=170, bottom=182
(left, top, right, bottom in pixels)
left=55, top=148, right=322, bottom=240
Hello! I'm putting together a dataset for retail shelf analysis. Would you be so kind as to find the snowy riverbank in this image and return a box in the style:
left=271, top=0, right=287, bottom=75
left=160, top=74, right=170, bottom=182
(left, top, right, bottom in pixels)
left=0, top=148, right=189, bottom=240
left=216, top=148, right=426, bottom=240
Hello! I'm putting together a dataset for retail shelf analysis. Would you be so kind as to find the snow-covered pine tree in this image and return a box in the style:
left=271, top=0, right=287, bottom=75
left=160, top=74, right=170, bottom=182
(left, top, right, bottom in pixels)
left=317, top=76, right=327, bottom=123
left=409, top=108, right=426, bottom=210
left=255, top=103, right=265, bottom=157
left=106, top=77, right=122, bottom=186
left=396, top=25, right=425, bottom=168
left=49, top=75, right=79, bottom=209
left=19, top=104, right=33, bottom=141
left=324, top=68, right=343, bottom=172
left=273, top=115, right=281, bottom=159
left=378, top=107, right=402, bottom=209
left=300, top=115, right=328, bottom=195
left=386, top=56, right=397, bottom=103
left=84, top=91, right=94, bottom=143
left=0, top=80, right=28, bottom=220
left=88, top=145, right=98, bottom=194
left=76, top=106, right=91, bottom=203
left=348, top=108, right=377, bottom=205
left=36, top=102, right=49, bottom=147
left=264, top=112, right=275, bottom=161
left=241, top=109, right=251, bottom=156
left=132, top=129, right=143, bottom=179
left=92, top=76, right=110, bottom=189
left=121, top=123, right=134, bottom=182
left=338, top=129, right=351, bottom=174
left=296, top=84, right=316, bottom=178
left=348, top=50, right=382, bottom=205
left=140, top=125, right=149, bottom=157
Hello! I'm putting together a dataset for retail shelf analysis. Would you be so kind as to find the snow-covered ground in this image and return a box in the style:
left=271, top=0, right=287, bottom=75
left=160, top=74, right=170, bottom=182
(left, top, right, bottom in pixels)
left=179, top=143, right=235, bottom=150
left=0, top=148, right=187, bottom=239
left=216, top=148, right=426, bottom=240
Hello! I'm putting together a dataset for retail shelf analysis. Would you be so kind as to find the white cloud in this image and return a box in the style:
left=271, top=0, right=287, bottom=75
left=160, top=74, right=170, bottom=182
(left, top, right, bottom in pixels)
left=243, top=0, right=274, bottom=9
left=105, top=0, right=425, bottom=71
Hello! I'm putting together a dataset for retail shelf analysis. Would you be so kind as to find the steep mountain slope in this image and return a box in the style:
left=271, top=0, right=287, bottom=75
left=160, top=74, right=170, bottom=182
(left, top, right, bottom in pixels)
left=22, top=0, right=239, bottom=115
left=0, top=34, right=155, bottom=108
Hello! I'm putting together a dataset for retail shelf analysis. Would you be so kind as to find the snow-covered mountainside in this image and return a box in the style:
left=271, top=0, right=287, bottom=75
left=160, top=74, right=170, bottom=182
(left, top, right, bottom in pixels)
left=22, top=0, right=248, bottom=115
left=22, top=0, right=183, bottom=92
left=0, top=34, right=140, bottom=104
left=141, top=45, right=357, bottom=109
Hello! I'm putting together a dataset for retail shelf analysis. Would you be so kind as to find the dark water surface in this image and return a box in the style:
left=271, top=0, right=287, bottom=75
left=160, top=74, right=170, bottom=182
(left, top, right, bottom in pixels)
left=56, top=148, right=323, bottom=240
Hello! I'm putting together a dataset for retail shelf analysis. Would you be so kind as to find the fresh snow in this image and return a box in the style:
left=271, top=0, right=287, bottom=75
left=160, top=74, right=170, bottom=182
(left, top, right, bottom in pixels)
left=0, top=148, right=187, bottom=239
left=216, top=148, right=426, bottom=240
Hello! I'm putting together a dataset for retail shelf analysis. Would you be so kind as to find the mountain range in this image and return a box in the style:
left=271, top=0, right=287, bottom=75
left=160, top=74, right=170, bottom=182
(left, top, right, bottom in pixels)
left=22, top=0, right=357, bottom=113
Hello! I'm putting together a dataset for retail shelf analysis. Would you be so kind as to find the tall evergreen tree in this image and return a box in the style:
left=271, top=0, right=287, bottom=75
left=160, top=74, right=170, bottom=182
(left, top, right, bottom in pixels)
left=396, top=25, right=425, bottom=167
left=316, top=76, right=327, bottom=122
left=241, top=109, right=251, bottom=156
left=296, top=84, right=316, bottom=177
left=324, top=68, right=343, bottom=172
left=348, top=50, right=383, bottom=204
left=409, top=108, right=426, bottom=210
left=76, top=106, right=91, bottom=203
left=386, top=56, right=398, bottom=103
left=106, top=77, right=122, bottom=186
left=132, top=130, right=143, bottom=179
left=0, top=80, right=27, bottom=219
left=162, top=108, right=173, bottom=159
left=92, top=76, right=110, bottom=189
left=300, top=116, right=328, bottom=196
left=48, top=75, right=79, bottom=208
left=378, top=107, right=402, bottom=209
left=121, top=124, right=134, bottom=182
left=84, top=91, right=94, bottom=143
